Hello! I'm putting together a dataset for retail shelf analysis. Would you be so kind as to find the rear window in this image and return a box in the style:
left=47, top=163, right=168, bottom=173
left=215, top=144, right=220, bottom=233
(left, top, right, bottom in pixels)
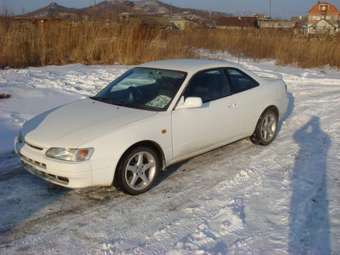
left=225, top=68, right=259, bottom=94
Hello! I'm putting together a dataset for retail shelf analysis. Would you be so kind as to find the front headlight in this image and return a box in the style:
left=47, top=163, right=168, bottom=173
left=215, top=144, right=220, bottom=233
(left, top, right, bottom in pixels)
left=46, top=148, right=94, bottom=162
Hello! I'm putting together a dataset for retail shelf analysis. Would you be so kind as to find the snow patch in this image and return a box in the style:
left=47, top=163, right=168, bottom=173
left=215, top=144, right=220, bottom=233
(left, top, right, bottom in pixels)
left=1, top=54, right=340, bottom=254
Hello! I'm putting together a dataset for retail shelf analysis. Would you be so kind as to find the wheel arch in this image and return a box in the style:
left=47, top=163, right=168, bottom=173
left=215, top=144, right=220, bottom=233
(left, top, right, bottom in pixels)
left=264, top=105, right=279, bottom=118
left=113, top=140, right=166, bottom=185
left=252, top=105, right=279, bottom=135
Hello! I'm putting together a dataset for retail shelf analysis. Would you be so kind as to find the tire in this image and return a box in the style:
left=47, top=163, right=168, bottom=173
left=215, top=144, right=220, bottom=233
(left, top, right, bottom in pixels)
left=115, top=146, right=161, bottom=195
left=251, top=108, right=278, bottom=146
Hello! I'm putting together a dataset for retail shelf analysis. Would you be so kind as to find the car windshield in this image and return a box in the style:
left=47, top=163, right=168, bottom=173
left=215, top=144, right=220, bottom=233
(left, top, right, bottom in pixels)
left=92, top=67, right=187, bottom=111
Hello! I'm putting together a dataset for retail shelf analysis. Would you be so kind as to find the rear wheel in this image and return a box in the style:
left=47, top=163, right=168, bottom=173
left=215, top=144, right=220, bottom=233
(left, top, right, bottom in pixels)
left=251, top=109, right=278, bottom=146
left=115, top=146, right=160, bottom=195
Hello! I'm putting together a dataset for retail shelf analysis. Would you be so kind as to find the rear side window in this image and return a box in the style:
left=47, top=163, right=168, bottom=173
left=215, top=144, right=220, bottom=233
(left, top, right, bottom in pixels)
left=184, top=69, right=232, bottom=103
left=225, top=68, right=259, bottom=94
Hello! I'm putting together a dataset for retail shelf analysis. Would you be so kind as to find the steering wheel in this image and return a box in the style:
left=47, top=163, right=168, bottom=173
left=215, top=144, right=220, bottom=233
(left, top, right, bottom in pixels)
left=128, top=86, right=144, bottom=102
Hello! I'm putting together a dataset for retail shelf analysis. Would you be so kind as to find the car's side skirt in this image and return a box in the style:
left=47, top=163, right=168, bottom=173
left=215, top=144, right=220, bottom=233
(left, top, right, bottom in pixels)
left=165, top=134, right=250, bottom=168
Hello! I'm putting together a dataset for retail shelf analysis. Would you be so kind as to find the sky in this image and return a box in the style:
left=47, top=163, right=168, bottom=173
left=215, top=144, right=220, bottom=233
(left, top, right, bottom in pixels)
left=1, top=0, right=340, bottom=18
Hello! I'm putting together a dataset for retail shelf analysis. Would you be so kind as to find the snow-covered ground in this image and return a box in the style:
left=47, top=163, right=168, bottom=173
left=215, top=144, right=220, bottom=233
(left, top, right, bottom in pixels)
left=0, top=53, right=340, bottom=255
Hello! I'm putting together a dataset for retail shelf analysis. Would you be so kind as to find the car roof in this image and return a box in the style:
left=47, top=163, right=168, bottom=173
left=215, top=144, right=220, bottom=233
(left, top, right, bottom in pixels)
left=138, top=59, right=241, bottom=73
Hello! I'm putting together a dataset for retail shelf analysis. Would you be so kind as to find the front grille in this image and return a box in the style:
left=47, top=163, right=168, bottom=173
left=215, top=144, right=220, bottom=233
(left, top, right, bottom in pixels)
left=22, top=161, right=69, bottom=185
left=25, top=141, right=43, bottom=151
left=19, top=153, right=46, bottom=169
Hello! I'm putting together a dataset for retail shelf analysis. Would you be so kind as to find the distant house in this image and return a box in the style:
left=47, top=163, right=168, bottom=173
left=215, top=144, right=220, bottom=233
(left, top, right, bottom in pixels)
left=307, top=1, right=340, bottom=34
left=214, top=16, right=258, bottom=30
left=13, top=17, right=61, bottom=24
left=170, top=17, right=188, bottom=30
left=258, top=19, right=296, bottom=29
left=119, top=12, right=133, bottom=21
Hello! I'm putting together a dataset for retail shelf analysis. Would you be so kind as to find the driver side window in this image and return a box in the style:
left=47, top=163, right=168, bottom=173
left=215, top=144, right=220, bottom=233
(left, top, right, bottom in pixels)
left=184, top=69, right=231, bottom=103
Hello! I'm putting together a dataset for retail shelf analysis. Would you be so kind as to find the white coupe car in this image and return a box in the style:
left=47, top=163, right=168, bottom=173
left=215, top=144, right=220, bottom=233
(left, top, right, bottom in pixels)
left=15, top=59, right=288, bottom=195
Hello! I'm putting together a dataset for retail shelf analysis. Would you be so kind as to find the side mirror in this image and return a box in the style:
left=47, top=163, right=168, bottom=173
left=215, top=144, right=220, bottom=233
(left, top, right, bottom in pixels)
left=177, top=97, right=203, bottom=109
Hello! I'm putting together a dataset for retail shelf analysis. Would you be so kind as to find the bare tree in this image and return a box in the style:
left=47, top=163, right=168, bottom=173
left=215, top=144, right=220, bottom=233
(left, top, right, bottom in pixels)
left=0, top=4, right=14, bottom=17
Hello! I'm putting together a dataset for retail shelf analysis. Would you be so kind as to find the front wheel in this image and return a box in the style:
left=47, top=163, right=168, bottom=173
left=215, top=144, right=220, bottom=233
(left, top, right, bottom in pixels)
left=251, top=109, right=278, bottom=146
left=115, top=146, right=161, bottom=195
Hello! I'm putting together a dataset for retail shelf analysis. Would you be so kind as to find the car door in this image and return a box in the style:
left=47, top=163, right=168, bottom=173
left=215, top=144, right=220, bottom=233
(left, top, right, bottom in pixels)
left=171, top=68, right=241, bottom=160
left=224, top=68, right=262, bottom=137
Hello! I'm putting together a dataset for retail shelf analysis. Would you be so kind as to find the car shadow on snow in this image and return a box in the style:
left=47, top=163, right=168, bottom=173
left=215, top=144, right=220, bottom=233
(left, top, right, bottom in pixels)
left=289, top=116, right=331, bottom=254
left=0, top=109, right=71, bottom=244
left=154, top=160, right=188, bottom=188
left=0, top=172, right=67, bottom=240
left=279, top=91, right=295, bottom=132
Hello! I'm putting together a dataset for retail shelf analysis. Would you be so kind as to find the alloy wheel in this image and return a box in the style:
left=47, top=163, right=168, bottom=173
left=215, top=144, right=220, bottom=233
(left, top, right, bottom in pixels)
left=260, top=112, right=277, bottom=143
left=124, top=151, right=157, bottom=191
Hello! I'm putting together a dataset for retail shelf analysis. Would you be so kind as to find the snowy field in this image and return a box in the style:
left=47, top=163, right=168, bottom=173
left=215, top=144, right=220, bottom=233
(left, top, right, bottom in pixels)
left=0, top=52, right=340, bottom=255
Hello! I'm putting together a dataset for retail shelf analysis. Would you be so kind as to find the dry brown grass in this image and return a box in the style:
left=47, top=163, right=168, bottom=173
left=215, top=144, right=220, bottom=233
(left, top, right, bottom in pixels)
left=184, top=28, right=340, bottom=68
left=0, top=19, right=192, bottom=67
left=0, top=19, right=339, bottom=69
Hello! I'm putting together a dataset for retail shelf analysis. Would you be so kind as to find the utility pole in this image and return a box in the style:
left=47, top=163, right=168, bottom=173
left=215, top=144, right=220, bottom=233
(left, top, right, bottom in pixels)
left=269, top=0, right=272, bottom=18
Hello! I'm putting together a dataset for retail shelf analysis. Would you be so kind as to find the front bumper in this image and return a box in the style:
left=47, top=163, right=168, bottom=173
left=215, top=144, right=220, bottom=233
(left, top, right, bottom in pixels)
left=17, top=141, right=93, bottom=188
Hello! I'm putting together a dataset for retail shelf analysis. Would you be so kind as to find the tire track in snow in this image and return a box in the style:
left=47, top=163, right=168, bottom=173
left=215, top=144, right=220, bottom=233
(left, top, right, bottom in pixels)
left=0, top=139, right=260, bottom=252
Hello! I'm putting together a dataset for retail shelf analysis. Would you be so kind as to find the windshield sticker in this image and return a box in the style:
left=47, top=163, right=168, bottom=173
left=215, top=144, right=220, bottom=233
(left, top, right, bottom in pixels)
left=146, top=95, right=172, bottom=108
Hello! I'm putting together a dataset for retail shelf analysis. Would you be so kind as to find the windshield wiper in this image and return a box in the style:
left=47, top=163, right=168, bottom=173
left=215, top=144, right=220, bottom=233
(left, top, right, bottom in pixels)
left=91, top=97, right=130, bottom=107
left=90, top=96, right=108, bottom=102
left=123, top=102, right=163, bottom=112
left=90, top=97, right=161, bottom=111
left=90, top=96, right=120, bottom=105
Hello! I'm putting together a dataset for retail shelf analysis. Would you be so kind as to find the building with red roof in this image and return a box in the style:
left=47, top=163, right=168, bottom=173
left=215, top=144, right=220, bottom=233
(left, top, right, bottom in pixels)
left=307, top=1, right=339, bottom=34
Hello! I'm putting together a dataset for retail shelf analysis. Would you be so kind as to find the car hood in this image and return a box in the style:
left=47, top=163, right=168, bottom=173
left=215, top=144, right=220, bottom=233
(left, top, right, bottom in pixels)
left=23, top=98, right=157, bottom=148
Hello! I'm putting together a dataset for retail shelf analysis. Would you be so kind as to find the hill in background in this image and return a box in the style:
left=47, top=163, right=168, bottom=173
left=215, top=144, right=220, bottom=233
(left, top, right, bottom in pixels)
left=20, top=0, right=231, bottom=27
